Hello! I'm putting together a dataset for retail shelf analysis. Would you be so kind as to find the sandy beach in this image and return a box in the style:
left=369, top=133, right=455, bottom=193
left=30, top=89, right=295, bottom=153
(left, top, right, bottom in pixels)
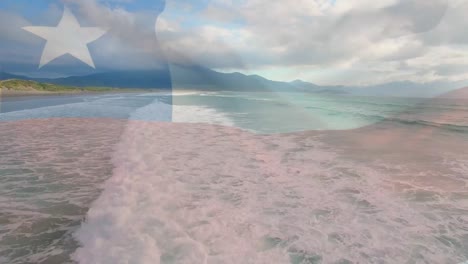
left=0, top=88, right=169, bottom=97
left=0, top=88, right=82, bottom=97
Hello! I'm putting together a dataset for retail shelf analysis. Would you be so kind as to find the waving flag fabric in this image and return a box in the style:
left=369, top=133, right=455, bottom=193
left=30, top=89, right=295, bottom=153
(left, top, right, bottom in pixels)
left=0, top=0, right=172, bottom=120
left=1, top=1, right=468, bottom=264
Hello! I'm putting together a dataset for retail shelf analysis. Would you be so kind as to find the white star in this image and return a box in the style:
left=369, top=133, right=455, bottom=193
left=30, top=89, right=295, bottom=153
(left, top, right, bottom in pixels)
left=23, top=7, right=107, bottom=69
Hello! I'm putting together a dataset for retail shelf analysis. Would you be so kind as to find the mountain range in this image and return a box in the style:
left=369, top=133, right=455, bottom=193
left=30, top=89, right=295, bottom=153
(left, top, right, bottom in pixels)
left=1, top=65, right=465, bottom=97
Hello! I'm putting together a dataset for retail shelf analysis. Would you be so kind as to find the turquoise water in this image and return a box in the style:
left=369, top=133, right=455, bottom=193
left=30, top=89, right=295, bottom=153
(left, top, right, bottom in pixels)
left=173, top=92, right=468, bottom=133
left=2, top=92, right=467, bottom=133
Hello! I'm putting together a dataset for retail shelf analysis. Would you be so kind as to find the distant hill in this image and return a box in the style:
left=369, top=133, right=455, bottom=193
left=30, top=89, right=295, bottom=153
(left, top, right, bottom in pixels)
left=169, top=66, right=460, bottom=96
left=0, top=72, right=28, bottom=80
left=0, top=65, right=298, bottom=92
left=38, top=70, right=172, bottom=89
left=0, top=65, right=464, bottom=97
left=0, top=70, right=171, bottom=89
left=169, top=65, right=300, bottom=91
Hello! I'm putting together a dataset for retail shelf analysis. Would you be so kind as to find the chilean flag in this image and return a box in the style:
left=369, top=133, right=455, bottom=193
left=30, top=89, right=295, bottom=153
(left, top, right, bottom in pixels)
left=1, top=1, right=468, bottom=264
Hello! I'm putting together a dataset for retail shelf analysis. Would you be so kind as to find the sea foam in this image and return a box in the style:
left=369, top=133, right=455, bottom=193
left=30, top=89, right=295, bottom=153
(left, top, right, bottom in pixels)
left=72, top=98, right=468, bottom=264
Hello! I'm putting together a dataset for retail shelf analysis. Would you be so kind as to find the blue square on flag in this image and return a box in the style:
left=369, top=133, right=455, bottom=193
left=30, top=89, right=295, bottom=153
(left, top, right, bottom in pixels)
left=0, top=0, right=172, bottom=120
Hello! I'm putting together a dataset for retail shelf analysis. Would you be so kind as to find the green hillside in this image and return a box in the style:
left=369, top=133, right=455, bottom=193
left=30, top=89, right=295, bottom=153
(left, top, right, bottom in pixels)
left=0, top=79, right=118, bottom=93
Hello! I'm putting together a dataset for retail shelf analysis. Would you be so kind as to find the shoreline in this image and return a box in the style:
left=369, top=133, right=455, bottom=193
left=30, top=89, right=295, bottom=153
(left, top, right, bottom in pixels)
left=0, top=88, right=206, bottom=98
left=0, top=89, right=167, bottom=98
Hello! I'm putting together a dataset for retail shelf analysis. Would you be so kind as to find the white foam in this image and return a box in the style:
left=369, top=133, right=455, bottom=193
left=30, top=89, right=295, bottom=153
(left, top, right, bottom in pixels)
left=71, top=96, right=468, bottom=264
left=127, top=96, right=234, bottom=126
left=128, top=98, right=172, bottom=122
left=172, top=105, right=235, bottom=127
left=71, top=116, right=468, bottom=263
left=172, top=91, right=201, bottom=96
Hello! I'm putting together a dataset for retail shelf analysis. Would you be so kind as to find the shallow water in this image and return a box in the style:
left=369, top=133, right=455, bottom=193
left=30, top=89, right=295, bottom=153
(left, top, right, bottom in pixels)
left=0, top=118, right=126, bottom=264
left=1, top=91, right=468, bottom=263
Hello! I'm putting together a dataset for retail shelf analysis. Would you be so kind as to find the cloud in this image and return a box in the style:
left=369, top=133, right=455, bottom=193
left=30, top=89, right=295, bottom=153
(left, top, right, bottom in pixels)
left=155, top=0, right=468, bottom=85
left=2, top=0, right=467, bottom=85
left=1, top=0, right=170, bottom=73
left=0, top=11, right=32, bottom=42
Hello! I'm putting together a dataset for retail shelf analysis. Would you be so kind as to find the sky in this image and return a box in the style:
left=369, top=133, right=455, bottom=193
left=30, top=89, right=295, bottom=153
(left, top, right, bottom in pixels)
left=156, top=0, right=468, bottom=85
left=1, top=0, right=468, bottom=85
left=0, top=0, right=168, bottom=77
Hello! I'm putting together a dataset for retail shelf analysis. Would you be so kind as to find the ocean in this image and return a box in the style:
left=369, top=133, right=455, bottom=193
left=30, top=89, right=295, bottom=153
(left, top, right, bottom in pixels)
left=1, top=91, right=468, bottom=263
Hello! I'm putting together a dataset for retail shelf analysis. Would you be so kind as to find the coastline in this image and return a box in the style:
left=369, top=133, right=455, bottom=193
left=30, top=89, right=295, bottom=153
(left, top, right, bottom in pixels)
left=1, top=89, right=89, bottom=97
left=0, top=88, right=205, bottom=98
left=0, top=88, right=169, bottom=98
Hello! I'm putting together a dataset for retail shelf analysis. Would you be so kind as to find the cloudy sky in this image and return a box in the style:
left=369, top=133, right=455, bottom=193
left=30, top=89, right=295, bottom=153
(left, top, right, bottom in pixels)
left=1, top=0, right=468, bottom=85
left=156, top=0, right=468, bottom=85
